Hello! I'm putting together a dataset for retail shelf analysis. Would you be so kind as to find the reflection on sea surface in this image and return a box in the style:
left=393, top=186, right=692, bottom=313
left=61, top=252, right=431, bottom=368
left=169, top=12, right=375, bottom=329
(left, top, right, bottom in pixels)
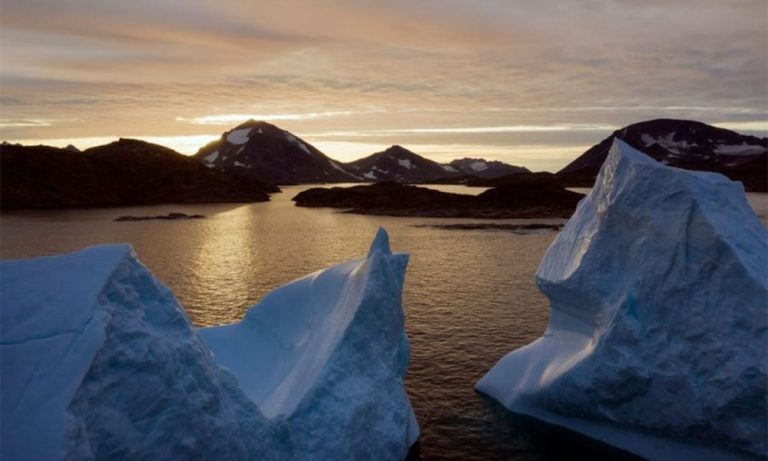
left=2, top=185, right=765, bottom=460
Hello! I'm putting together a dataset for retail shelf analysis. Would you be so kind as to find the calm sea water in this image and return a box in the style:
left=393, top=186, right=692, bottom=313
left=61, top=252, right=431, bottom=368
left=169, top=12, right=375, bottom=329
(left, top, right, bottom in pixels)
left=2, top=186, right=765, bottom=460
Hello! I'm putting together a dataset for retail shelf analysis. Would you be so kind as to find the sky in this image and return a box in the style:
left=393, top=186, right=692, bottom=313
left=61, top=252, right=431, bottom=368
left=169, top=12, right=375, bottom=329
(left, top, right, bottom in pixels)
left=1, top=0, right=766, bottom=171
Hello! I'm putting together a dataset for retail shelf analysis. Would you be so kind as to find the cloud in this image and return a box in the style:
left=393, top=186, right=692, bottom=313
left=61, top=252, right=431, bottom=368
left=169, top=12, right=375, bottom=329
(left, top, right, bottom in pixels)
left=177, top=109, right=385, bottom=125
left=0, top=119, right=52, bottom=128
left=1, top=0, right=765, bottom=167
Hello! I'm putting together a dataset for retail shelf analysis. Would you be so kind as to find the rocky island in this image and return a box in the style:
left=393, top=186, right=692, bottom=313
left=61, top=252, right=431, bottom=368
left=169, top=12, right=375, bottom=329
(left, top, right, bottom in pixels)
left=292, top=173, right=584, bottom=219
left=114, top=213, right=205, bottom=222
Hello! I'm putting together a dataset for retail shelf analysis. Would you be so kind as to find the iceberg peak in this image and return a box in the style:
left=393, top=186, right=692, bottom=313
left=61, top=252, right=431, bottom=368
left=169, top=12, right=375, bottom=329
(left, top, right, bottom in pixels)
left=201, top=227, right=418, bottom=457
left=368, top=226, right=392, bottom=256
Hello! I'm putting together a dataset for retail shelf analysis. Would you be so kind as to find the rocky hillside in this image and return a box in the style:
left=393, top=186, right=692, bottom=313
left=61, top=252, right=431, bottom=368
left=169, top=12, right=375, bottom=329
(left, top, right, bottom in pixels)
left=194, top=120, right=359, bottom=185
left=447, top=158, right=529, bottom=178
left=342, top=145, right=453, bottom=183
left=1, top=139, right=273, bottom=209
left=557, top=119, right=767, bottom=191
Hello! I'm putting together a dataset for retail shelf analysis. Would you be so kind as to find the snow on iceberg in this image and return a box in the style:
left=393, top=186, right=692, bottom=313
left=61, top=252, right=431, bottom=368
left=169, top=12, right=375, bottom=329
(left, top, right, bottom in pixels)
left=1, top=228, right=418, bottom=460
left=0, top=244, right=282, bottom=461
left=477, top=140, right=767, bottom=461
left=201, top=227, right=419, bottom=456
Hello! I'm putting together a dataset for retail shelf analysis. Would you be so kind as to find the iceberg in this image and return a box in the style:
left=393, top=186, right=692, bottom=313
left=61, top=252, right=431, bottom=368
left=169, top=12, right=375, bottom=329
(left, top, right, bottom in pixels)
left=1, top=228, right=418, bottom=460
left=200, top=228, right=419, bottom=456
left=477, top=140, right=767, bottom=461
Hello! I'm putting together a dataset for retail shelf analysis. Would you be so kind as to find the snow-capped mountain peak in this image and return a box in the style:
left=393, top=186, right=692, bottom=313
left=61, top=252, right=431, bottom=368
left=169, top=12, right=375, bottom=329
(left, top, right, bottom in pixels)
left=447, top=158, right=530, bottom=178
left=193, top=120, right=359, bottom=185
left=557, top=119, right=767, bottom=191
left=343, top=145, right=448, bottom=183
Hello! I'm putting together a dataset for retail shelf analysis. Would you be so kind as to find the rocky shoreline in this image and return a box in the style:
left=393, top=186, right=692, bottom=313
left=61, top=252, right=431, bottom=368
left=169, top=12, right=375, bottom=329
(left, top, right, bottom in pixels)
left=293, top=177, right=584, bottom=219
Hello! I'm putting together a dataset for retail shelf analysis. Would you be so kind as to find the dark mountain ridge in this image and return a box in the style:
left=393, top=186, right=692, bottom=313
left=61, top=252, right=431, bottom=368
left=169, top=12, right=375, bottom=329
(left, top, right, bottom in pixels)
left=557, top=119, right=767, bottom=191
left=193, top=122, right=530, bottom=184
left=448, top=158, right=530, bottom=178
left=194, top=120, right=359, bottom=185
left=342, top=145, right=453, bottom=183
left=1, top=139, right=273, bottom=209
left=341, top=146, right=529, bottom=183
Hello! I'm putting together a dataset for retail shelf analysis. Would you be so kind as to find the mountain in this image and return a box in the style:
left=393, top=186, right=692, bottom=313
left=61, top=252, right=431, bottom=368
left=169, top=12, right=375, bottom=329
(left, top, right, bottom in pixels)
left=194, top=120, right=360, bottom=185
left=194, top=123, right=530, bottom=185
left=344, top=147, right=529, bottom=184
left=557, top=119, right=768, bottom=191
left=448, top=158, right=529, bottom=178
left=343, top=145, right=455, bottom=183
left=1, top=139, right=273, bottom=209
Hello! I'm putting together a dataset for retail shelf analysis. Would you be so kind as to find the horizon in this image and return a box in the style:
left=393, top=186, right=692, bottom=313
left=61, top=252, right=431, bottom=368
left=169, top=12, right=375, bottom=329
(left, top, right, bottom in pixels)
left=2, top=0, right=767, bottom=171
left=3, top=118, right=767, bottom=173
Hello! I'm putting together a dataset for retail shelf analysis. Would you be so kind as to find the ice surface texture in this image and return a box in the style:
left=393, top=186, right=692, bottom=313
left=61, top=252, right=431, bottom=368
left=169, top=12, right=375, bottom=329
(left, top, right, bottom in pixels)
left=201, top=227, right=419, bottom=457
left=477, top=140, right=767, bottom=461
left=1, top=228, right=417, bottom=460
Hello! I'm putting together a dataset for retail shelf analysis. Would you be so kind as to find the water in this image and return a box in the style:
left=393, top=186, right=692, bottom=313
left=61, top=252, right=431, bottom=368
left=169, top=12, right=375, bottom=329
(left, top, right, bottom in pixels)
left=2, top=186, right=765, bottom=460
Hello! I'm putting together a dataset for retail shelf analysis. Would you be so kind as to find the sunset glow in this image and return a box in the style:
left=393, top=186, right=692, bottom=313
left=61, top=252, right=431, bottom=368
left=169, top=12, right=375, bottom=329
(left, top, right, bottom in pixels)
left=1, top=0, right=765, bottom=170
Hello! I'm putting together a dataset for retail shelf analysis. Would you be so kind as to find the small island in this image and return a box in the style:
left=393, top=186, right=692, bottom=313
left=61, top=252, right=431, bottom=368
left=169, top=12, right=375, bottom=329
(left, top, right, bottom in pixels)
left=115, top=212, right=205, bottom=222
left=293, top=173, right=584, bottom=219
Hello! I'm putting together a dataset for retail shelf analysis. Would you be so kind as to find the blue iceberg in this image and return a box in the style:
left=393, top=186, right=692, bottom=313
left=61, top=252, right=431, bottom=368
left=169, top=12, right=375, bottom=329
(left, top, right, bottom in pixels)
left=477, top=140, right=767, bottom=461
left=1, top=228, right=417, bottom=460
left=201, top=228, right=419, bottom=456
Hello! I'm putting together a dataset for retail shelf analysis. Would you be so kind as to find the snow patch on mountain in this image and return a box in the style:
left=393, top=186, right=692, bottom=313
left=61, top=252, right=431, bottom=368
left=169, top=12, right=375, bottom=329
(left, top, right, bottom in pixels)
left=203, top=150, right=219, bottom=163
left=330, top=160, right=363, bottom=180
left=398, top=158, right=414, bottom=170
left=714, top=142, right=766, bottom=155
left=470, top=161, right=489, bottom=172
left=640, top=132, right=701, bottom=154
left=329, top=161, right=346, bottom=172
left=285, top=133, right=311, bottom=154
left=227, top=128, right=252, bottom=145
